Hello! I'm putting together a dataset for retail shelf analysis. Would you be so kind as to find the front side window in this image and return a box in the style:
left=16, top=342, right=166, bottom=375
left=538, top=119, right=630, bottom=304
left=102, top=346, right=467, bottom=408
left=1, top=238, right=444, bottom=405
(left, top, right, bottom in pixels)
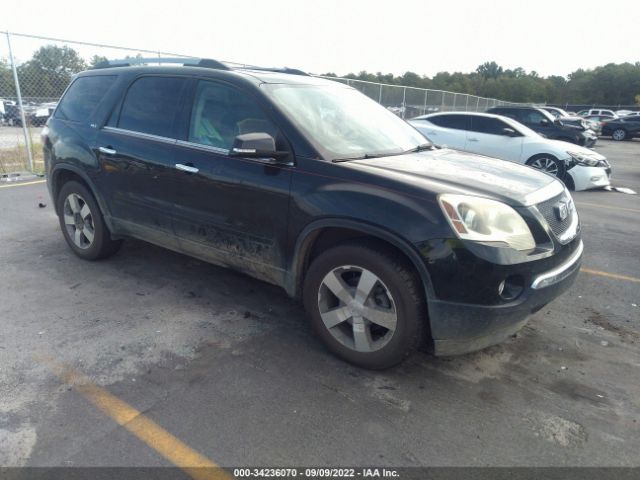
left=118, top=76, right=187, bottom=138
left=263, top=83, right=427, bottom=160
left=469, top=116, right=509, bottom=135
left=523, top=110, right=548, bottom=124
left=188, top=81, right=278, bottom=150
left=55, top=75, right=116, bottom=123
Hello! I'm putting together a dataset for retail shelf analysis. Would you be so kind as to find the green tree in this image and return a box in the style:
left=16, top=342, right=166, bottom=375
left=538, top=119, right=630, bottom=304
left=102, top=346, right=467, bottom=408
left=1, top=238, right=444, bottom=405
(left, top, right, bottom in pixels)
left=17, top=45, right=87, bottom=100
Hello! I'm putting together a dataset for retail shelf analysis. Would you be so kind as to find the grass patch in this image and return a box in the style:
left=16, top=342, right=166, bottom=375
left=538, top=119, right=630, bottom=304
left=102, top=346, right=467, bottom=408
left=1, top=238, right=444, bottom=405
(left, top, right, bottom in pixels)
left=0, top=143, right=45, bottom=175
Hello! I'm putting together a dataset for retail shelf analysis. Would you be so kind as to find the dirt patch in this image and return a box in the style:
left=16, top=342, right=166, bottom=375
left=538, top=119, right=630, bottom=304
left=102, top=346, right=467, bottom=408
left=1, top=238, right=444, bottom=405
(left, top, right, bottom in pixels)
left=529, top=412, right=588, bottom=448
left=586, top=309, right=638, bottom=343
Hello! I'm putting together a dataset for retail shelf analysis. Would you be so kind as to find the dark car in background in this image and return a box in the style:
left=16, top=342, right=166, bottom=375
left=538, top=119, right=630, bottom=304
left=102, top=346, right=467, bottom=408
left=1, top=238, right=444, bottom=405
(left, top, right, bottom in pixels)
left=487, top=106, right=598, bottom=147
left=42, top=57, right=583, bottom=369
left=601, top=115, right=640, bottom=141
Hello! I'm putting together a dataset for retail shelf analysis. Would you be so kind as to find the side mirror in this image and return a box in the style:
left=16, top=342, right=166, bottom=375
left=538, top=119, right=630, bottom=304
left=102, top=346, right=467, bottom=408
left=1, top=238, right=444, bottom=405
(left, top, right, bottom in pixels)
left=540, top=119, right=550, bottom=126
left=554, top=119, right=564, bottom=126
left=502, top=127, right=518, bottom=137
left=229, top=132, right=288, bottom=161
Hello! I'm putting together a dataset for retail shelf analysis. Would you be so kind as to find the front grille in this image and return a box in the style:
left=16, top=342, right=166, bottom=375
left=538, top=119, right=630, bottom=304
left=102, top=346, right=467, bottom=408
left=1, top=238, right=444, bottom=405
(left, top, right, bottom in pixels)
left=535, top=192, right=574, bottom=238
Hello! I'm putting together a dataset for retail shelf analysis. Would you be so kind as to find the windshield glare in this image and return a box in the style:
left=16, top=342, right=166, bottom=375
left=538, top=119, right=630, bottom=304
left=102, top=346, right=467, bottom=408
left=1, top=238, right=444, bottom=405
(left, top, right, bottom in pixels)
left=263, top=84, right=428, bottom=160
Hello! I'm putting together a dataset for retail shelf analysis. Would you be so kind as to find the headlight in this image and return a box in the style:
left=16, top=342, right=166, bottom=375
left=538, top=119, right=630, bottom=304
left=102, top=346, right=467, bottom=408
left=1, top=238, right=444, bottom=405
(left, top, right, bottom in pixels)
left=567, top=151, right=602, bottom=167
left=438, top=194, right=535, bottom=251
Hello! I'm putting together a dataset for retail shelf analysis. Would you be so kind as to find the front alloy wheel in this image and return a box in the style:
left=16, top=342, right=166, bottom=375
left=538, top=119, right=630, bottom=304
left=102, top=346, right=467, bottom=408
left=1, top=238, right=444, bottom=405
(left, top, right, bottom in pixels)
left=528, top=156, right=560, bottom=176
left=303, top=242, right=426, bottom=369
left=318, top=265, right=398, bottom=353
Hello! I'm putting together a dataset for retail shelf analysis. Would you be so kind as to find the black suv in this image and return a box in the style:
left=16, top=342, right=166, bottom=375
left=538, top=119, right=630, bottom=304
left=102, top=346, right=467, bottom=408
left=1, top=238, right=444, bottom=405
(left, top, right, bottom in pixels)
left=43, top=58, right=583, bottom=369
left=488, top=106, right=597, bottom=147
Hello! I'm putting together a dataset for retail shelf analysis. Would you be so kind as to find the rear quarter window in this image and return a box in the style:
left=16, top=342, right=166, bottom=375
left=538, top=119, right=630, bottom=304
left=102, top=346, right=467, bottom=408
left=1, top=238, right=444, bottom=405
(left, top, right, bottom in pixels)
left=55, top=75, right=117, bottom=123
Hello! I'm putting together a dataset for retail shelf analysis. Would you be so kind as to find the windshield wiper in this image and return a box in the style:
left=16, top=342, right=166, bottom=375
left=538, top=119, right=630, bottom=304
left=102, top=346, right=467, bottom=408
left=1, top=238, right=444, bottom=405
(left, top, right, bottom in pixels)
left=332, top=153, right=383, bottom=163
left=402, top=143, right=433, bottom=154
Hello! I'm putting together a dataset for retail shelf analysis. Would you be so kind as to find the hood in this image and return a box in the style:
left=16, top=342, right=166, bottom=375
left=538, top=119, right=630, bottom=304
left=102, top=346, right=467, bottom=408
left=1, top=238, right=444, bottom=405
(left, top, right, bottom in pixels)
left=346, top=148, right=560, bottom=207
left=548, top=140, right=606, bottom=160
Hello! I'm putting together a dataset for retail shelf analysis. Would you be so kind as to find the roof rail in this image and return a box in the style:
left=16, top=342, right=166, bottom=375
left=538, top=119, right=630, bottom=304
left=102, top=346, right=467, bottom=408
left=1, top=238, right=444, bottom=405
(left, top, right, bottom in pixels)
left=92, top=57, right=230, bottom=70
left=238, top=66, right=309, bottom=76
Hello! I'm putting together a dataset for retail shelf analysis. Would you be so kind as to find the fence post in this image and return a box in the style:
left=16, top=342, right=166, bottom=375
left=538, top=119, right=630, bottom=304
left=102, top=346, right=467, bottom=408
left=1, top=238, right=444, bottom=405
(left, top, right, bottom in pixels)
left=476, top=97, right=480, bottom=112
left=378, top=83, right=382, bottom=104
left=453, top=93, right=457, bottom=111
left=465, top=95, right=469, bottom=112
left=6, top=32, right=34, bottom=172
left=401, top=87, right=406, bottom=119
left=423, top=90, right=428, bottom=116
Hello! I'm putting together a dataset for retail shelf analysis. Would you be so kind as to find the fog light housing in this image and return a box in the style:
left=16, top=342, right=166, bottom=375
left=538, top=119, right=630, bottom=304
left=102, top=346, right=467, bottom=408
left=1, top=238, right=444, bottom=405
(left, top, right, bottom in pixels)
left=590, top=175, right=603, bottom=182
left=498, top=275, right=525, bottom=301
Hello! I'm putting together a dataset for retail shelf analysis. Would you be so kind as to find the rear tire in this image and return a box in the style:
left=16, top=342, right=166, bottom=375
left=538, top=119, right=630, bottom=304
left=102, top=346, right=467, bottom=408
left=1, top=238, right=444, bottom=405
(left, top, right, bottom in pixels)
left=303, top=241, right=426, bottom=369
left=56, top=181, right=122, bottom=260
left=526, top=154, right=566, bottom=179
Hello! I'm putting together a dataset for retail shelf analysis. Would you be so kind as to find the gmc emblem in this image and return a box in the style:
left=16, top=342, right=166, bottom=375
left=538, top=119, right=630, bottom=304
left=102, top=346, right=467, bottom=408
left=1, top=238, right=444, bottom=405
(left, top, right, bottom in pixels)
left=555, top=201, right=569, bottom=221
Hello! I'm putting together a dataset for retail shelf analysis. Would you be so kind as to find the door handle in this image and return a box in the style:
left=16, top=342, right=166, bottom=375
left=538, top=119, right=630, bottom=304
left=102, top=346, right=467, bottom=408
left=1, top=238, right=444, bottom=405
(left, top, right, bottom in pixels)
left=468, top=138, right=478, bottom=142
left=99, top=146, right=117, bottom=155
left=175, top=163, right=199, bottom=174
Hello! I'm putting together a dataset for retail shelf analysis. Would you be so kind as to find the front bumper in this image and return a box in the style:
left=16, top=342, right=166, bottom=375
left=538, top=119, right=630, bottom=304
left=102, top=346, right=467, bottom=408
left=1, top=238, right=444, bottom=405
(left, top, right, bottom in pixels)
left=568, top=165, right=611, bottom=191
left=428, top=240, right=583, bottom=356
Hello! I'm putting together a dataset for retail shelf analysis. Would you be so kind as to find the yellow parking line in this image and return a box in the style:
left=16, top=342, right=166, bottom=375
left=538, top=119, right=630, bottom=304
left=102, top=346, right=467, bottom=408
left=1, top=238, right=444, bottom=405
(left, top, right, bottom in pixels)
left=581, top=268, right=640, bottom=283
left=0, top=179, right=46, bottom=189
left=40, top=357, right=231, bottom=480
left=575, top=202, right=640, bottom=214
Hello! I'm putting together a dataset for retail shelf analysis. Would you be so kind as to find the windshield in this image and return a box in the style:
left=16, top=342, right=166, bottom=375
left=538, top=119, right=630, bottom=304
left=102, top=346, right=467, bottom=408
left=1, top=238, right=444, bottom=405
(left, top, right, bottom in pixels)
left=263, top=84, right=428, bottom=160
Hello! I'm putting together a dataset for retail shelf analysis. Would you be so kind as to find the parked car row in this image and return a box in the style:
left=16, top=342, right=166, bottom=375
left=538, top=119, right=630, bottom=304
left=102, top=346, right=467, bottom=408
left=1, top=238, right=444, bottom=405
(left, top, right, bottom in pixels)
left=1, top=99, right=57, bottom=127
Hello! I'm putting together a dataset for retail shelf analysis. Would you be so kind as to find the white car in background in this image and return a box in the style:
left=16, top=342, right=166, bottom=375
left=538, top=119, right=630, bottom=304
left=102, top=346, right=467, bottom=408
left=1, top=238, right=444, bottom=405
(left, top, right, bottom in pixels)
left=409, top=112, right=611, bottom=191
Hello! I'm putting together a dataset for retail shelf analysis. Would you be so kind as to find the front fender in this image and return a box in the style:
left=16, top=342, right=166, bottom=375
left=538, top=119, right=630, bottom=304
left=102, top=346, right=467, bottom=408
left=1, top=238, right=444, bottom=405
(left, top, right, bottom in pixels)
left=286, top=217, right=436, bottom=303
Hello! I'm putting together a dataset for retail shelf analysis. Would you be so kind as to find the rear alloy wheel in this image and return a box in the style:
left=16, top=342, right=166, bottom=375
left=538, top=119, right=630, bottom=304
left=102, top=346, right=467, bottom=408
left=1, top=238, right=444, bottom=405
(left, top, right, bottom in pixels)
left=63, top=193, right=95, bottom=250
left=526, top=154, right=564, bottom=178
left=611, top=129, right=626, bottom=141
left=303, top=242, right=426, bottom=369
left=57, top=181, right=122, bottom=260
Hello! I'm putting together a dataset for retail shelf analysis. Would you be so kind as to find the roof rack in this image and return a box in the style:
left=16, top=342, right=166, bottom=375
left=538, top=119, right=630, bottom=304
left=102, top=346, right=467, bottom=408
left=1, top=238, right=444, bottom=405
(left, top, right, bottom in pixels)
left=92, top=57, right=230, bottom=70
left=237, top=66, right=309, bottom=76
left=91, top=57, right=309, bottom=76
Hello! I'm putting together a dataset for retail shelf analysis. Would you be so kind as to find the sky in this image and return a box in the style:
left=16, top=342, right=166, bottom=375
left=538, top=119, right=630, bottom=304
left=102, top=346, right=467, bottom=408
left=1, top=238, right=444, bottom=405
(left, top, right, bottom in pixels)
left=2, top=0, right=639, bottom=78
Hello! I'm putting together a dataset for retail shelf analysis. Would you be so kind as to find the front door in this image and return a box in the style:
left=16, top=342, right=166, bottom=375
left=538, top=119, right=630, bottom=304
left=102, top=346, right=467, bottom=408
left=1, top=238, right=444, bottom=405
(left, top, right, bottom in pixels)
left=169, top=79, right=293, bottom=285
left=466, top=116, right=524, bottom=161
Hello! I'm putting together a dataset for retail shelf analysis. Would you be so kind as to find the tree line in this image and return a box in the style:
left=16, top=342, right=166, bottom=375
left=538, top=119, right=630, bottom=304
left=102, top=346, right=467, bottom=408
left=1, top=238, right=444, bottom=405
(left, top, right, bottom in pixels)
left=324, top=61, right=640, bottom=106
left=1, top=46, right=639, bottom=106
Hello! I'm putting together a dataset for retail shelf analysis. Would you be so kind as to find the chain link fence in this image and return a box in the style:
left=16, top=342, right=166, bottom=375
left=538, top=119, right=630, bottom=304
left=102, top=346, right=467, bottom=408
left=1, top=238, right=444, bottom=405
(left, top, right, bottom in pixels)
left=323, top=77, right=522, bottom=118
left=1, top=31, right=521, bottom=175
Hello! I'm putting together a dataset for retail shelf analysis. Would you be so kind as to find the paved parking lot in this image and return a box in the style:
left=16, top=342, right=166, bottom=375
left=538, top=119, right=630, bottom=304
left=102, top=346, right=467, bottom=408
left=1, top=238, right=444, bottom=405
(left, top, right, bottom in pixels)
left=1, top=140, right=639, bottom=472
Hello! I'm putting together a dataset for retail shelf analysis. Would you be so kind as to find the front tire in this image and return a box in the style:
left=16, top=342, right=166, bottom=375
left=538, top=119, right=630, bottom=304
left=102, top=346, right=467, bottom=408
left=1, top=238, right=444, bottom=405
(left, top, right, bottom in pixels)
left=526, top=154, right=565, bottom=179
left=303, top=241, right=426, bottom=369
left=56, top=181, right=122, bottom=260
left=611, top=129, right=627, bottom=141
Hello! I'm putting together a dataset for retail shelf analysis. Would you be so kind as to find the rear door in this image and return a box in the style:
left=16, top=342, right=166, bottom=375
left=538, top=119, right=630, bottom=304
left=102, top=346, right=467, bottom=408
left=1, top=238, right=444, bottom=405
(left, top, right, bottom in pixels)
left=421, top=114, right=469, bottom=150
left=95, top=75, right=189, bottom=246
left=168, top=79, right=293, bottom=285
left=466, top=116, right=524, bottom=161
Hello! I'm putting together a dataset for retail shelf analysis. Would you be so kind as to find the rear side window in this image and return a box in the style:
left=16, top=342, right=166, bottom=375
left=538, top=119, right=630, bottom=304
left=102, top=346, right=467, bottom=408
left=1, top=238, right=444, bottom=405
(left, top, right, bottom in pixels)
left=429, top=115, right=468, bottom=130
left=55, top=75, right=116, bottom=123
left=469, top=116, right=509, bottom=135
left=117, top=76, right=187, bottom=138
